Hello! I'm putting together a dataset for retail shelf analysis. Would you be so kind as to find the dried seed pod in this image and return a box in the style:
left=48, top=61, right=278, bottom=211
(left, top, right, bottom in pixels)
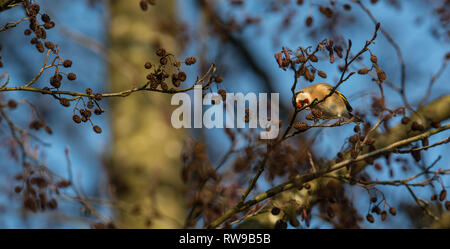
left=401, top=116, right=410, bottom=124
left=381, top=211, right=387, bottom=221
left=72, top=115, right=81, bottom=124
left=37, top=29, right=47, bottom=39
left=14, top=186, right=22, bottom=193
left=36, top=42, right=44, bottom=53
left=177, top=72, right=187, bottom=81
left=93, top=125, right=102, bottom=134
left=271, top=207, right=281, bottom=215
left=139, top=0, right=148, bottom=11
left=389, top=207, right=396, bottom=216
left=56, top=180, right=72, bottom=188
left=86, top=88, right=93, bottom=95
left=173, top=79, right=181, bottom=87
left=24, top=197, right=38, bottom=212
left=215, top=75, right=223, bottom=83
left=150, top=80, right=158, bottom=90
left=45, top=126, right=52, bottom=134
left=156, top=48, right=166, bottom=57
left=376, top=69, right=386, bottom=82
left=370, top=196, right=378, bottom=203
left=296, top=55, right=306, bottom=64
left=304, top=68, right=315, bottom=82
left=431, top=194, right=437, bottom=201
left=218, top=89, right=227, bottom=101
left=44, top=41, right=55, bottom=49
left=185, top=57, right=197, bottom=65
left=421, top=138, right=429, bottom=148
left=41, top=14, right=50, bottom=23
left=334, top=47, right=343, bottom=58
left=24, top=29, right=32, bottom=36
left=309, top=54, right=318, bottom=62
left=370, top=55, right=378, bottom=63
left=305, top=16, right=313, bottom=27
left=354, top=125, right=360, bottom=133
left=94, top=108, right=103, bottom=115
left=50, top=75, right=61, bottom=88
left=67, top=73, right=77, bottom=81
left=30, top=3, right=40, bottom=14
left=87, top=101, right=94, bottom=109
left=59, top=98, right=70, bottom=107
left=366, top=138, right=376, bottom=145
left=160, top=57, right=168, bottom=65
left=411, top=150, right=421, bottom=162
left=349, top=135, right=359, bottom=144
left=161, top=82, right=168, bottom=91
left=94, top=93, right=102, bottom=101
left=63, top=60, right=72, bottom=68
left=47, top=198, right=58, bottom=209
left=366, top=214, right=374, bottom=223
left=44, top=21, right=55, bottom=29
left=317, top=70, right=327, bottom=78
left=439, top=190, right=447, bottom=202
left=311, top=108, right=322, bottom=118
left=84, top=110, right=92, bottom=118
left=358, top=68, right=370, bottom=74
left=445, top=201, right=450, bottom=211
left=294, top=122, right=309, bottom=131
left=371, top=206, right=381, bottom=214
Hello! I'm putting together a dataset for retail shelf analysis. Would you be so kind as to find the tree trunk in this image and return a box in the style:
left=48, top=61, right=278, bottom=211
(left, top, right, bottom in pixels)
left=107, top=0, right=186, bottom=228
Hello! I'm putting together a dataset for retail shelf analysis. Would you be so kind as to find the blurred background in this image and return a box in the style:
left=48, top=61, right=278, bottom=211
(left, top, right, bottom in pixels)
left=0, top=0, right=449, bottom=228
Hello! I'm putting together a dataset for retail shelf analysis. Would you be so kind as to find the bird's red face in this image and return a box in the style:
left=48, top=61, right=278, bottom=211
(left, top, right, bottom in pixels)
left=296, top=98, right=310, bottom=108
left=295, top=91, right=312, bottom=109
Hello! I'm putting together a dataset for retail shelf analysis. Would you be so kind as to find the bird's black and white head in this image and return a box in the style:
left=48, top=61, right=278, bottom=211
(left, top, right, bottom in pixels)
left=295, top=91, right=312, bottom=108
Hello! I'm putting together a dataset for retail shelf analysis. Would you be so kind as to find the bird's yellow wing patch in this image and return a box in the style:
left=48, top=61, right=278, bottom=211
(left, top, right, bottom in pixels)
left=335, top=90, right=353, bottom=112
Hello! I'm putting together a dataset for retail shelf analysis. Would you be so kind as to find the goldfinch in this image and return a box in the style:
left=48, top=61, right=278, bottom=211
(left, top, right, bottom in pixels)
left=295, top=83, right=356, bottom=120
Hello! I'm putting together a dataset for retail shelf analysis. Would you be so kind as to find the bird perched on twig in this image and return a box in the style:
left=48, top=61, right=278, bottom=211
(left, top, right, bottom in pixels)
left=295, top=83, right=359, bottom=122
